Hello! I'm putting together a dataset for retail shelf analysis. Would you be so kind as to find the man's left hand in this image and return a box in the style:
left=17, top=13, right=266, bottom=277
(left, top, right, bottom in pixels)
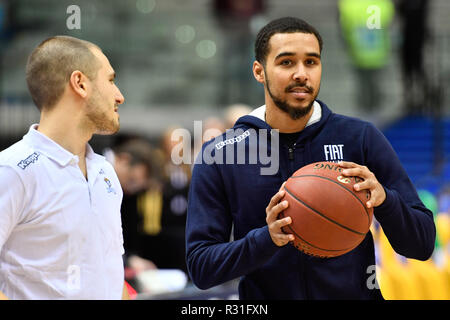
left=338, top=161, right=386, bottom=209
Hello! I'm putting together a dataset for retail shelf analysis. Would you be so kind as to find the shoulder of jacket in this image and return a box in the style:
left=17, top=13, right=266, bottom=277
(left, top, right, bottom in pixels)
left=327, top=113, right=372, bottom=130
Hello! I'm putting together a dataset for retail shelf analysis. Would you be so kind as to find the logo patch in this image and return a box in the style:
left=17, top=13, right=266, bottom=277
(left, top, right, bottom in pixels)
left=323, top=144, right=344, bottom=162
left=104, top=177, right=117, bottom=194
left=17, top=152, right=40, bottom=170
left=215, top=130, right=250, bottom=150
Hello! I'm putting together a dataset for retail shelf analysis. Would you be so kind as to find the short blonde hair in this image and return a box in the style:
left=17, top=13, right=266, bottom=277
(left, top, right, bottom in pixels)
left=26, top=35, right=102, bottom=111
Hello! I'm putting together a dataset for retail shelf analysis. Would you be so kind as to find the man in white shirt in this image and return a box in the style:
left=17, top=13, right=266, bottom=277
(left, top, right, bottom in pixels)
left=0, top=36, right=127, bottom=299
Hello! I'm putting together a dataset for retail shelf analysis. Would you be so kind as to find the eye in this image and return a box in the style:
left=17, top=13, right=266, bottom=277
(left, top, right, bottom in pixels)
left=306, top=58, right=320, bottom=66
left=280, top=59, right=292, bottom=66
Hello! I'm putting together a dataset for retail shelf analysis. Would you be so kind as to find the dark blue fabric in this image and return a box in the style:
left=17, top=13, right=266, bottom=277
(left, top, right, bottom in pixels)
left=185, top=100, right=436, bottom=300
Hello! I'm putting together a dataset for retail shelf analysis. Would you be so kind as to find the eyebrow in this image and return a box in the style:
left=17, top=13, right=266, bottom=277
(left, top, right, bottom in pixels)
left=306, top=52, right=321, bottom=59
left=274, top=51, right=321, bottom=61
left=274, top=52, right=295, bottom=61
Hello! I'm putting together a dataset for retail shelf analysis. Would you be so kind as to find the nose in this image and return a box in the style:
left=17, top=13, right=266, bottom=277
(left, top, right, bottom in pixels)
left=293, top=64, right=308, bottom=83
left=115, top=86, right=125, bottom=105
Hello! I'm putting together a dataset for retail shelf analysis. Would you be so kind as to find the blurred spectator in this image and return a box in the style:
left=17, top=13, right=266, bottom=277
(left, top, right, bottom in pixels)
left=213, top=0, right=266, bottom=107
left=136, top=127, right=192, bottom=274
left=396, top=0, right=430, bottom=115
left=338, top=0, right=394, bottom=112
left=224, top=103, right=252, bottom=129
left=104, top=138, right=159, bottom=286
left=193, top=116, right=226, bottom=161
left=107, top=139, right=154, bottom=195
left=203, top=116, right=227, bottom=143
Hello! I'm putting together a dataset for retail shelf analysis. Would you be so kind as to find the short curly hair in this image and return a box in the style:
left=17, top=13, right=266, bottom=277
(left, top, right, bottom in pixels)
left=255, top=17, right=323, bottom=65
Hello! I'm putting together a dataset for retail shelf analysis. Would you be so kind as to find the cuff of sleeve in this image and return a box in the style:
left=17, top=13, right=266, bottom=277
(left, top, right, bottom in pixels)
left=251, top=225, right=279, bottom=258
left=374, top=187, right=398, bottom=221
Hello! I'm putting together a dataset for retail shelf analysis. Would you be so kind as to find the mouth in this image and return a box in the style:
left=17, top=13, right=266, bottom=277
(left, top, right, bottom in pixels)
left=287, top=85, right=312, bottom=92
left=288, top=87, right=312, bottom=99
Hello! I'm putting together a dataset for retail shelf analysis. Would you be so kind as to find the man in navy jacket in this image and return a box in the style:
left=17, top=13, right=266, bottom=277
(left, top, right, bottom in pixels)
left=185, top=17, right=435, bottom=299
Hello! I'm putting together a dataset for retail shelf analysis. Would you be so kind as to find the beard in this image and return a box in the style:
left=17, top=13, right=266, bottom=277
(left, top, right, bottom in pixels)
left=265, top=77, right=318, bottom=120
left=86, top=85, right=120, bottom=135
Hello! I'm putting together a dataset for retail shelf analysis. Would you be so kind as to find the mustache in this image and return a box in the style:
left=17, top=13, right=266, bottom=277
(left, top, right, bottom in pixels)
left=285, top=83, right=314, bottom=93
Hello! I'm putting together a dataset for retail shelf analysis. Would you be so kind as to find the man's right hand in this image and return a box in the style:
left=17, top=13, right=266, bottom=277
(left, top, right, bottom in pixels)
left=265, top=185, right=294, bottom=246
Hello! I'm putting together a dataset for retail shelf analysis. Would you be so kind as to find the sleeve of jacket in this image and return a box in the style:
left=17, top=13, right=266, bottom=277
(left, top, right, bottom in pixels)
left=363, top=123, right=436, bottom=261
left=185, top=153, right=279, bottom=290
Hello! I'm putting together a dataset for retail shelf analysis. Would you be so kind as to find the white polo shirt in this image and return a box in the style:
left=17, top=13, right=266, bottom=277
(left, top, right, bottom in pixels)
left=0, top=125, right=124, bottom=299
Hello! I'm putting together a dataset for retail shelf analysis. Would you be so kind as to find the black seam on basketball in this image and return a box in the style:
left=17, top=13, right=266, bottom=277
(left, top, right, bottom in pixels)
left=284, top=223, right=356, bottom=252
left=284, top=186, right=366, bottom=236
left=289, top=174, right=371, bottom=226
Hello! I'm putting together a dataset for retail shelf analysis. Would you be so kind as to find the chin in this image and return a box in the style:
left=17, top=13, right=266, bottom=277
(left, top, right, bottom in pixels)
left=284, top=101, right=314, bottom=120
left=96, top=123, right=120, bottom=135
left=291, top=97, right=313, bottom=107
left=110, top=124, right=120, bottom=135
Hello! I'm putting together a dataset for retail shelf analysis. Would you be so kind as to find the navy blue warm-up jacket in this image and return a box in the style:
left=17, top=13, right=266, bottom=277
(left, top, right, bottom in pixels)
left=185, top=100, right=436, bottom=300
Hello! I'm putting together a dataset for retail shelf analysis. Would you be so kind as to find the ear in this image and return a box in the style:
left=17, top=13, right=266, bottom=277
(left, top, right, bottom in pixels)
left=253, top=61, right=265, bottom=84
left=69, top=70, right=89, bottom=99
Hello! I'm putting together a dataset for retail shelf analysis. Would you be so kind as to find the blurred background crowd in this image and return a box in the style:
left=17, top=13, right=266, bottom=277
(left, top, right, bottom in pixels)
left=0, top=0, right=449, bottom=299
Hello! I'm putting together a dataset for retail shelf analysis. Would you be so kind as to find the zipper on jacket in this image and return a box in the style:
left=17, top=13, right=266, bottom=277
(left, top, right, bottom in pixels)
left=288, top=143, right=296, bottom=161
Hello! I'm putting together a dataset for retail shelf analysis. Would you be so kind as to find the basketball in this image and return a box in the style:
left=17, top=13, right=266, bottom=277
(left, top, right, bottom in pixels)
left=279, top=161, right=373, bottom=258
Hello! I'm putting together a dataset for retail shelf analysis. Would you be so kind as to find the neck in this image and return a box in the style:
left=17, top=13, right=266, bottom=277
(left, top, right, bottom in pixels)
left=265, top=99, right=314, bottom=133
left=37, top=104, right=93, bottom=158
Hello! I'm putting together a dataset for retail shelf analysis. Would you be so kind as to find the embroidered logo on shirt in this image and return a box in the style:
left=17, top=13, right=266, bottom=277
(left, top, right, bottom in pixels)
left=17, top=152, right=40, bottom=170
left=215, top=130, right=250, bottom=150
left=104, top=177, right=117, bottom=195
left=323, top=144, right=344, bottom=162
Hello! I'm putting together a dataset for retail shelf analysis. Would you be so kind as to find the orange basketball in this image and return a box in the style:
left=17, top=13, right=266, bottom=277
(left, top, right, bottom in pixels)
left=279, top=161, right=373, bottom=258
